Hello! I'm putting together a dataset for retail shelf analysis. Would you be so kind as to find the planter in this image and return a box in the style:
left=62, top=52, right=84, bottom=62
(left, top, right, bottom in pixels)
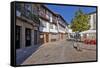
left=84, top=39, right=90, bottom=44
left=90, top=40, right=96, bottom=45
left=84, top=39, right=96, bottom=45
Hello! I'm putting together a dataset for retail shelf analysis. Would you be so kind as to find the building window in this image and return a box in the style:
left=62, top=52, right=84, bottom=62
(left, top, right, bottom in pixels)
left=42, top=22, right=46, bottom=27
left=39, top=7, right=45, bottom=16
left=32, top=5, right=38, bottom=15
left=16, top=3, right=21, bottom=11
left=52, top=15, right=57, bottom=23
left=50, top=14, right=53, bottom=22
left=40, top=19, right=46, bottom=27
left=21, top=4, right=32, bottom=19
left=50, top=24, right=53, bottom=29
left=24, top=4, right=32, bottom=11
left=59, top=25, right=64, bottom=31
left=55, top=25, right=58, bottom=30
left=46, top=11, right=51, bottom=20
left=58, top=17, right=65, bottom=26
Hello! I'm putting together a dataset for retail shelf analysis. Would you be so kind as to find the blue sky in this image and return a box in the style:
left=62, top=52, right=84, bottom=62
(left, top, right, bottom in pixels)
left=46, top=5, right=96, bottom=24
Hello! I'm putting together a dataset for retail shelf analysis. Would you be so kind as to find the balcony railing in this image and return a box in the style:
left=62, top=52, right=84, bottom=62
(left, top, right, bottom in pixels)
left=52, top=16, right=57, bottom=24
left=21, top=8, right=31, bottom=19
left=21, top=7, right=40, bottom=24
left=58, top=20, right=66, bottom=28
left=52, top=19, right=57, bottom=24
left=16, top=3, right=22, bottom=12
left=39, top=11, right=50, bottom=21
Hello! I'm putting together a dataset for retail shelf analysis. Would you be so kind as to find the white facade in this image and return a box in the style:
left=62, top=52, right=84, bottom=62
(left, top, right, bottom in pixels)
left=80, top=12, right=96, bottom=41
left=56, top=16, right=68, bottom=34
left=49, top=24, right=58, bottom=33
left=89, top=13, right=96, bottom=30
left=39, top=18, right=59, bottom=33
left=58, top=25, right=66, bottom=33
left=57, top=21, right=67, bottom=33
left=39, top=19, right=67, bottom=34
left=39, top=19, right=50, bottom=32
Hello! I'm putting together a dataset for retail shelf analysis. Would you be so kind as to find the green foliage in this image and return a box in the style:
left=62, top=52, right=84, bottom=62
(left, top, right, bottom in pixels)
left=29, top=12, right=40, bottom=23
left=71, top=9, right=90, bottom=32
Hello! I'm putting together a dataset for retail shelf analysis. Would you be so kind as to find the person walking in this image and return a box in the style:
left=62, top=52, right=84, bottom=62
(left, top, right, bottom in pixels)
left=73, top=31, right=82, bottom=51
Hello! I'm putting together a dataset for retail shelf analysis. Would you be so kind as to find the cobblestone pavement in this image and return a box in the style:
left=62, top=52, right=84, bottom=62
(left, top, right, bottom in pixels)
left=21, top=40, right=97, bottom=65
left=16, top=45, right=41, bottom=65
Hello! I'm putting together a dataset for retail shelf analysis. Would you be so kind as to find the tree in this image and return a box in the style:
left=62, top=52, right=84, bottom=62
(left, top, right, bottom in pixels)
left=71, top=9, right=90, bottom=32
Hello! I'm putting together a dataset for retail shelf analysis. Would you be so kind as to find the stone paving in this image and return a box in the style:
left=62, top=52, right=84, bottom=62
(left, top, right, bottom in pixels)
left=21, top=40, right=97, bottom=65
left=16, top=44, right=41, bottom=65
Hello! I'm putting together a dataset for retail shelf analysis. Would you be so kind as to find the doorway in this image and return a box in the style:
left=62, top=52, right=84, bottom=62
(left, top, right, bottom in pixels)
left=25, top=28, right=31, bottom=47
left=40, top=33, right=44, bottom=44
left=61, top=33, right=63, bottom=39
left=46, top=33, right=49, bottom=42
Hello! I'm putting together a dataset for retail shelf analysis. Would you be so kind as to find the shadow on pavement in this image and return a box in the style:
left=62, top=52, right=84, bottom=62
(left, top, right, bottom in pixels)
left=16, top=44, right=41, bottom=65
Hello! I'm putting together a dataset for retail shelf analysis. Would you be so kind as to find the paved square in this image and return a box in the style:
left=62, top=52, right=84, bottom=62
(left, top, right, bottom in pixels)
left=21, top=40, right=96, bottom=65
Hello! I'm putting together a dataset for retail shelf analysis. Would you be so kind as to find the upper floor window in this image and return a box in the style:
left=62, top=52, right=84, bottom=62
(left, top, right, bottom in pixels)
left=58, top=17, right=62, bottom=23
left=59, top=24, right=65, bottom=31
left=32, top=5, right=38, bottom=15
left=58, top=17, right=65, bottom=27
left=21, top=4, right=32, bottom=19
left=24, top=4, right=32, bottom=11
left=40, top=19, right=46, bottom=27
left=52, top=15, right=57, bottom=23
left=39, top=7, right=45, bottom=15
left=55, top=25, right=58, bottom=30
left=50, top=14, right=53, bottom=22
left=16, top=3, right=22, bottom=17
left=16, top=3, right=21, bottom=11
left=50, top=24, right=53, bottom=29
left=46, top=11, right=51, bottom=20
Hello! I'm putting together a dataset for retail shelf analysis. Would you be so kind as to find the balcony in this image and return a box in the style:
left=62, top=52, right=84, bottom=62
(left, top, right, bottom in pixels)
left=39, top=11, right=50, bottom=21
left=52, top=19, right=57, bottom=25
left=21, top=8, right=31, bottom=20
left=16, top=10, right=21, bottom=17
left=21, top=7, right=40, bottom=24
left=46, top=15, right=50, bottom=20
left=16, top=4, right=22, bottom=17
left=58, top=18, right=67, bottom=28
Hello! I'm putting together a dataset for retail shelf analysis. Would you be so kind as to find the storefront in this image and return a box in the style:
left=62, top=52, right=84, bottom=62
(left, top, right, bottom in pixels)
left=80, top=30, right=96, bottom=41
left=40, top=32, right=49, bottom=44
left=50, top=33, right=59, bottom=42
left=16, top=18, right=40, bottom=49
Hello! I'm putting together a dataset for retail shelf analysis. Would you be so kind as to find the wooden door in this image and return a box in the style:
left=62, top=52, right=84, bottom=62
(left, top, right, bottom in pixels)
left=46, top=33, right=49, bottom=42
left=61, top=33, right=63, bottom=39
left=25, top=28, right=31, bottom=47
left=34, top=30, right=38, bottom=45
left=40, top=33, right=44, bottom=44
